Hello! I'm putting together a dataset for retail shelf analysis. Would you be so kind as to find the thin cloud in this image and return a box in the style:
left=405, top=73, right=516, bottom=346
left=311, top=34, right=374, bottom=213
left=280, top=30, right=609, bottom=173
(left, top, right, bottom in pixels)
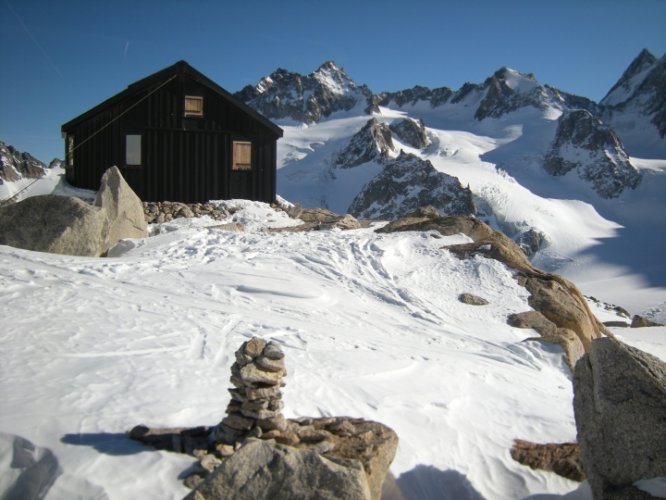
left=4, top=0, right=66, bottom=82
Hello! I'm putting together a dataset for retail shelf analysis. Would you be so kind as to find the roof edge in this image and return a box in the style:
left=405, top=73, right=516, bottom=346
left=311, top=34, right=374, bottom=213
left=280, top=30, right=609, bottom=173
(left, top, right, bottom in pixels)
left=61, top=60, right=283, bottom=138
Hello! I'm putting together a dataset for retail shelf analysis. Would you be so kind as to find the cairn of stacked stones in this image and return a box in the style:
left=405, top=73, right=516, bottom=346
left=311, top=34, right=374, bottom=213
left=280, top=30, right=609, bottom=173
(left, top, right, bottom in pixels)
left=212, top=337, right=287, bottom=444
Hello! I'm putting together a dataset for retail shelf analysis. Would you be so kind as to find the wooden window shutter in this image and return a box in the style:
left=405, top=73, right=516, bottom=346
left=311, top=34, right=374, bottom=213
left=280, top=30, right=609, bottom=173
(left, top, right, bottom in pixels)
left=184, top=96, right=203, bottom=117
left=233, top=141, right=252, bottom=170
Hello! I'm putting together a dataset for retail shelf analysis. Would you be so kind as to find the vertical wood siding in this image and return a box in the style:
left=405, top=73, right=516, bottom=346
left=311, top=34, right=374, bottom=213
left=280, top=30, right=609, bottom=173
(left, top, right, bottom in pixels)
left=63, top=68, right=279, bottom=204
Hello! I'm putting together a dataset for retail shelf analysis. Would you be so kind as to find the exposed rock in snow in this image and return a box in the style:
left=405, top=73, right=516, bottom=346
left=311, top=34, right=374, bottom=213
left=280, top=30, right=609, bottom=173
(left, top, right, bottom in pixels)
left=510, top=439, right=584, bottom=482
left=335, top=118, right=394, bottom=168
left=236, top=61, right=377, bottom=123
left=0, top=140, right=48, bottom=185
left=348, top=153, right=475, bottom=220
left=574, top=338, right=666, bottom=500
left=544, top=109, right=641, bottom=198
left=378, top=85, right=454, bottom=108
left=389, top=118, right=429, bottom=149
left=0, top=433, right=62, bottom=500
left=185, top=438, right=373, bottom=500
left=474, top=67, right=558, bottom=121
left=601, top=49, right=659, bottom=108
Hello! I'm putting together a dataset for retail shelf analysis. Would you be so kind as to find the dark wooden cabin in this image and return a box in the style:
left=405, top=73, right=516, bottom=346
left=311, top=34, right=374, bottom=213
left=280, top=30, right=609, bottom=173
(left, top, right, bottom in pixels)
left=61, top=60, right=283, bottom=203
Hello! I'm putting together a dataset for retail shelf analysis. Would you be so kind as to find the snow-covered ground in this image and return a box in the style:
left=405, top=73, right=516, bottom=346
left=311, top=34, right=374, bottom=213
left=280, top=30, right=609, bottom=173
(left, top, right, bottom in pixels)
left=2, top=200, right=665, bottom=499
left=276, top=105, right=666, bottom=319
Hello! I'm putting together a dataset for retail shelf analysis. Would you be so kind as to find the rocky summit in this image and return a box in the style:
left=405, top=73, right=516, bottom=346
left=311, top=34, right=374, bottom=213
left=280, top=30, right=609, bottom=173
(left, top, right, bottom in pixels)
left=0, top=140, right=49, bottom=185
left=235, top=61, right=377, bottom=123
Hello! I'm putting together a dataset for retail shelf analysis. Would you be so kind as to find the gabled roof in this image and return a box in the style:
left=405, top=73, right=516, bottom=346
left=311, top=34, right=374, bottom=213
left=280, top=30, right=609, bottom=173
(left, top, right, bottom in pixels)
left=61, top=60, right=283, bottom=137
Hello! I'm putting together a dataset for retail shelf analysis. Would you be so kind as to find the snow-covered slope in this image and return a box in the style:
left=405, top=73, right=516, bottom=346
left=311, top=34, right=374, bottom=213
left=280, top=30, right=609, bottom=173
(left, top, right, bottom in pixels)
left=5, top=202, right=662, bottom=500
left=255, top=56, right=666, bottom=315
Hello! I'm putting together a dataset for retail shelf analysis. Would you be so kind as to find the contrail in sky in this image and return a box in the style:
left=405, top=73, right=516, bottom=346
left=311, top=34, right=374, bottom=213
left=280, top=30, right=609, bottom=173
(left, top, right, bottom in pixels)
left=4, top=0, right=66, bottom=82
left=123, top=41, right=130, bottom=62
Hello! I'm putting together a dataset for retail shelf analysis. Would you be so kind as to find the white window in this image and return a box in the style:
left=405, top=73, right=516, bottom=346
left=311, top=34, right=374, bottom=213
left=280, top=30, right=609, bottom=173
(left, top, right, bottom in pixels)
left=232, top=141, right=252, bottom=171
left=126, top=135, right=142, bottom=165
left=184, top=96, right=203, bottom=117
left=67, top=135, right=74, bottom=167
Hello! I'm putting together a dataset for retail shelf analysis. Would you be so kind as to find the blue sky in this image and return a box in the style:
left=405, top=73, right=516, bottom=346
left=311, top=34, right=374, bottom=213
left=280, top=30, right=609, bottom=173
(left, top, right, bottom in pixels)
left=1, top=0, right=665, bottom=163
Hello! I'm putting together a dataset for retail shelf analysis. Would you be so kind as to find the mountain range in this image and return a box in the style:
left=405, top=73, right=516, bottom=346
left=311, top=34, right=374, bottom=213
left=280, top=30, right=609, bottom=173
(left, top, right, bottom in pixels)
left=235, top=49, right=666, bottom=313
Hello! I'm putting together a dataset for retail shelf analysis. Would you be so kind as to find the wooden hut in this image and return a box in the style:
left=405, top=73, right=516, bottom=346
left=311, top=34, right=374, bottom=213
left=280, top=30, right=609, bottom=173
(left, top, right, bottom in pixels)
left=61, top=61, right=282, bottom=203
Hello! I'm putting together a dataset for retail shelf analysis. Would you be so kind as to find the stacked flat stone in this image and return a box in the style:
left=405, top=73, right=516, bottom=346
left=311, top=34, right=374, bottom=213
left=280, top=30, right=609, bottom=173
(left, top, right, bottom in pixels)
left=213, top=337, right=287, bottom=444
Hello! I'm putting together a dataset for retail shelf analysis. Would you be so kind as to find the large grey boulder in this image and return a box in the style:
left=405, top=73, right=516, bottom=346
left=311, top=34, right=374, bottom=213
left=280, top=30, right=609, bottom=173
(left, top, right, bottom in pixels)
left=573, top=338, right=666, bottom=499
left=0, top=167, right=147, bottom=257
left=94, top=166, right=147, bottom=248
left=185, top=438, right=372, bottom=500
left=0, top=433, right=62, bottom=500
left=0, top=195, right=109, bottom=257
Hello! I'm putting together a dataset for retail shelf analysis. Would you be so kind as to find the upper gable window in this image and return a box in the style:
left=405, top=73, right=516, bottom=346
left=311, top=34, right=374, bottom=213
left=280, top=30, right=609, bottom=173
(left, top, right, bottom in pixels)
left=184, top=96, right=203, bottom=117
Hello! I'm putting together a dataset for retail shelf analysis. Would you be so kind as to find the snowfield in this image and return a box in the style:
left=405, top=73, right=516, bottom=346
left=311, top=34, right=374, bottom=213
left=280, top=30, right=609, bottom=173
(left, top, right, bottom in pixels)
left=276, top=103, right=666, bottom=318
left=2, top=201, right=665, bottom=499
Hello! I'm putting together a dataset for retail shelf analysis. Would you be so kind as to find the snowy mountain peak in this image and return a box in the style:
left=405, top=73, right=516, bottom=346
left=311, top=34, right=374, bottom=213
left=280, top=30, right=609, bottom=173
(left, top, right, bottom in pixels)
left=490, top=67, right=538, bottom=92
left=599, top=49, right=666, bottom=155
left=601, top=49, right=658, bottom=107
left=0, top=140, right=48, bottom=185
left=474, top=67, right=556, bottom=120
left=236, top=62, right=377, bottom=124
left=312, top=60, right=355, bottom=96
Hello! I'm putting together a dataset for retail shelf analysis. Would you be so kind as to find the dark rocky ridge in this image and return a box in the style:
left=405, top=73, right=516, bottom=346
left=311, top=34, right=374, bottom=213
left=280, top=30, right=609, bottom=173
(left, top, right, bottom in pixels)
left=601, top=49, right=666, bottom=141
left=389, top=118, right=429, bottom=149
left=348, top=153, right=475, bottom=220
left=0, top=140, right=49, bottom=185
left=335, top=118, right=395, bottom=168
left=378, top=85, right=454, bottom=108
left=544, top=109, right=641, bottom=198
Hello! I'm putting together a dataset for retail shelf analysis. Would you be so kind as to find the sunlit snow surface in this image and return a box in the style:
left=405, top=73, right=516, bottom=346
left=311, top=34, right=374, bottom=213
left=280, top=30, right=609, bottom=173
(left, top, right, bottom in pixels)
left=2, top=199, right=666, bottom=499
left=277, top=105, right=666, bottom=317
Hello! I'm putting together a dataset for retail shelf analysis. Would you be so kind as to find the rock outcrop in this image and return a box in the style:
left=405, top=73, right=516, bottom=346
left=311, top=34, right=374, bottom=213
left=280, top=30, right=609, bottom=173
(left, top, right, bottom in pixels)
left=544, top=109, right=641, bottom=198
left=0, top=195, right=109, bottom=256
left=378, top=85, right=454, bottom=108
left=389, top=118, right=429, bottom=149
left=185, top=438, right=372, bottom=500
left=269, top=206, right=362, bottom=232
left=631, top=314, right=664, bottom=328
left=458, top=293, right=488, bottom=306
left=0, top=433, right=62, bottom=500
left=348, top=154, right=475, bottom=220
left=335, top=118, right=395, bottom=168
left=573, top=337, right=666, bottom=499
left=377, top=208, right=606, bottom=367
left=510, top=439, right=584, bottom=482
left=130, top=338, right=398, bottom=500
left=94, top=166, right=147, bottom=248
